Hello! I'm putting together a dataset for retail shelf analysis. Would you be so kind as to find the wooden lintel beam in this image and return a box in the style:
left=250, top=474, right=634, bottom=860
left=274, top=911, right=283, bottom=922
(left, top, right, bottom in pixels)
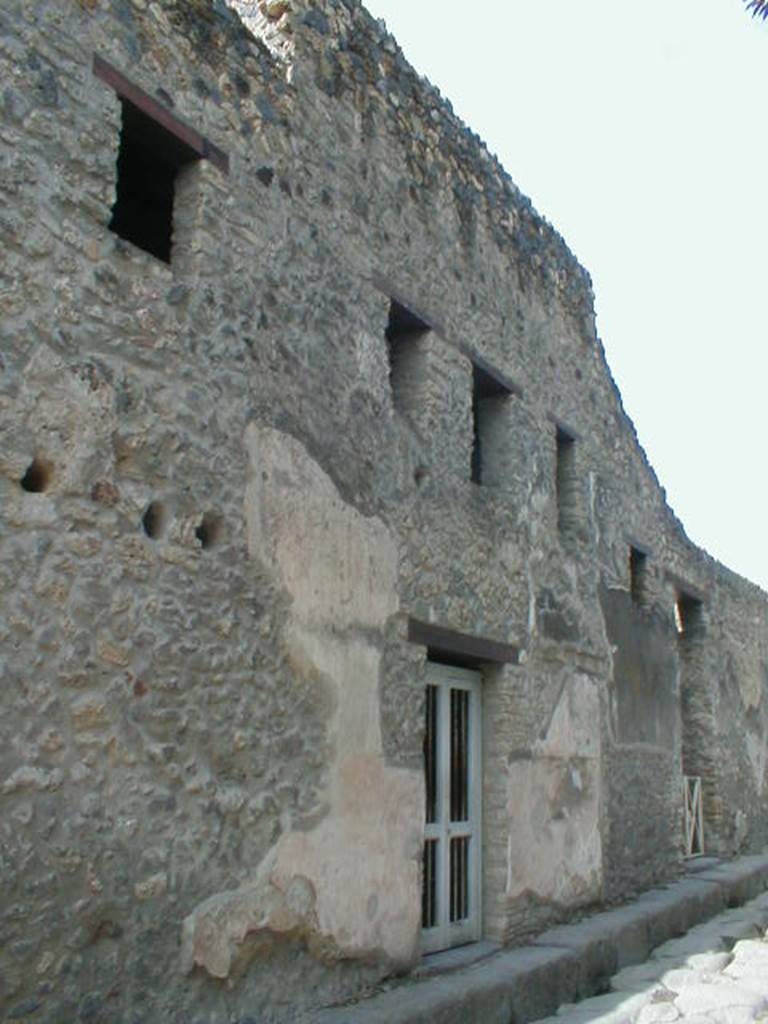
left=408, top=617, right=519, bottom=666
left=93, top=55, right=229, bottom=175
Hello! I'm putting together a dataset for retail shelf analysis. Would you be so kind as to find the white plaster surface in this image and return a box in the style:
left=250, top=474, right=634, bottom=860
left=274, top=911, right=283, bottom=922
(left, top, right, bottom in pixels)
left=244, top=424, right=399, bottom=630
left=183, top=426, right=421, bottom=977
left=507, top=675, right=602, bottom=904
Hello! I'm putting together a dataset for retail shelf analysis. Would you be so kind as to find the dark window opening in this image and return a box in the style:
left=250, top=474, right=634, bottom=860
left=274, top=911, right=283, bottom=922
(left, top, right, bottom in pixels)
left=556, top=427, right=577, bottom=532
left=471, top=364, right=511, bottom=485
left=675, top=592, right=703, bottom=639
left=109, top=98, right=199, bottom=263
left=385, top=300, right=429, bottom=412
left=630, top=547, right=648, bottom=605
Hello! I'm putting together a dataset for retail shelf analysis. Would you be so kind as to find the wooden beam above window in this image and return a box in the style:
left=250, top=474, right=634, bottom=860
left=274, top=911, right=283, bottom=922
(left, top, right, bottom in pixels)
left=93, top=55, right=229, bottom=174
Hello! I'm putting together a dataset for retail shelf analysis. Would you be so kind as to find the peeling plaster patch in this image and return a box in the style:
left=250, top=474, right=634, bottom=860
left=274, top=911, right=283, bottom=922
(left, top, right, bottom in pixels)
left=506, top=758, right=602, bottom=905
left=508, top=676, right=602, bottom=905
left=286, top=628, right=382, bottom=755
left=270, top=757, right=422, bottom=965
left=244, top=423, right=398, bottom=631
left=534, top=674, right=601, bottom=760
left=180, top=852, right=321, bottom=979
left=182, top=426, right=421, bottom=977
left=736, top=654, right=762, bottom=711
left=745, top=727, right=767, bottom=794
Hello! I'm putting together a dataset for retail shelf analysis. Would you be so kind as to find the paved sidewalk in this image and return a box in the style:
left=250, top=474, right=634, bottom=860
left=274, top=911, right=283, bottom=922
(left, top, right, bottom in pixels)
left=315, top=854, right=768, bottom=1024
left=535, top=891, right=768, bottom=1023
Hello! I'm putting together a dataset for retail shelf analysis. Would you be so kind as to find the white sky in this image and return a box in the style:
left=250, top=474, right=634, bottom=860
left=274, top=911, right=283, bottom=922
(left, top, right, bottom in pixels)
left=362, top=0, right=768, bottom=593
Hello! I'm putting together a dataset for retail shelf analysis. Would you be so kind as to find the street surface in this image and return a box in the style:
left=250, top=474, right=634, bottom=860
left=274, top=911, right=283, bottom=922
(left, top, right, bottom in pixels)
left=535, top=892, right=768, bottom=1023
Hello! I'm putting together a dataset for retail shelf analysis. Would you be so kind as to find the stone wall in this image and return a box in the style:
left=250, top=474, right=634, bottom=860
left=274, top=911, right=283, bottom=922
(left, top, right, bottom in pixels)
left=1, top=0, right=767, bottom=1021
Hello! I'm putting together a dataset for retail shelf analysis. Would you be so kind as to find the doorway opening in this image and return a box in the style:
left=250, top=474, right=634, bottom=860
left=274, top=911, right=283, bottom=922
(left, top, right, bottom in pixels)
left=422, top=663, right=482, bottom=953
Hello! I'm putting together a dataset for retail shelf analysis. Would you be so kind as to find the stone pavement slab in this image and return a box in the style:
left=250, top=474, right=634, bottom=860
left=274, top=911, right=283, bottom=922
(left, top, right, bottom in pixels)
left=536, top=899, right=768, bottom=1023
left=316, top=945, right=580, bottom=1024
left=692, top=855, right=768, bottom=906
left=314, top=854, right=768, bottom=1024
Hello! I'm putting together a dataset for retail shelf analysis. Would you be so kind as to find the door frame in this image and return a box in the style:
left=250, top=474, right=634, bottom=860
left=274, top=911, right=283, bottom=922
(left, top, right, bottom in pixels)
left=421, top=662, right=483, bottom=954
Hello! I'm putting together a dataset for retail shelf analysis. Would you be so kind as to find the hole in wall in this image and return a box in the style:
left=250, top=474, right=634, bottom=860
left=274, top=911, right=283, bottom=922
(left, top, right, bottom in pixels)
left=20, top=458, right=52, bottom=493
left=195, top=513, right=220, bottom=550
left=556, top=427, right=578, bottom=533
left=629, top=547, right=648, bottom=605
left=414, top=465, right=428, bottom=487
left=141, top=501, right=164, bottom=540
left=109, top=98, right=199, bottom=263
left=676, top=592, right=704, bottom=639
left=386, top=299, right=430, bottom=415
left=471, top=363, right=512, bottom=485
left=256, top=166, right=275, bottom=187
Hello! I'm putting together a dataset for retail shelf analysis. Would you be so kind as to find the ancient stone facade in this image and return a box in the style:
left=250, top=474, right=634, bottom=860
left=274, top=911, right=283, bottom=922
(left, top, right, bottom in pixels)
left=1, top=1, right=767, bottom=1021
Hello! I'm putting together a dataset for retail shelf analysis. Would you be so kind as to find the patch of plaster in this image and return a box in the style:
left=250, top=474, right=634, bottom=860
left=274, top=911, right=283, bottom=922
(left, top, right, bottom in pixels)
left=745, top=725, right=767, bottom=795
left=736, top=655, right=763, bottom=712
left=535, top=673, right=601, bottom=760
left=244, top=423, right=398, bottom=630
left=182, top=425, right=421, bottom=977
left=507, top=675, right=602, bottom=905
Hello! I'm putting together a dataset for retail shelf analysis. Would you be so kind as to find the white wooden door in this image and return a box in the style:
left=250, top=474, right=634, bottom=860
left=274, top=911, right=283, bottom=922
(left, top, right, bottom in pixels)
left=421, top=663, right=482, bottom=953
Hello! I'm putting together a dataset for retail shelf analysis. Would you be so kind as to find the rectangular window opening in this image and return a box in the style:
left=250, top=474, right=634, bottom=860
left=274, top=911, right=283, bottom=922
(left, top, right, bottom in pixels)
left=629, top=546, right=648, bottom=605
left=471, top=364, right=511, bottom=485
left=94, top=56, right=228, bottom=265
left=385, top=300, right=430, bottom=413
left=675, top=592, right=703, bottom=639
left=109, top=98, right=199, bottom=264
left=556, top=427, right=577, bottom=532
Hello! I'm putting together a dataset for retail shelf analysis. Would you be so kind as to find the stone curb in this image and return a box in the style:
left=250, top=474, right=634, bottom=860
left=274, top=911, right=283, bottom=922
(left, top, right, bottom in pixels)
left=314, top=854, right=768, bottom=1024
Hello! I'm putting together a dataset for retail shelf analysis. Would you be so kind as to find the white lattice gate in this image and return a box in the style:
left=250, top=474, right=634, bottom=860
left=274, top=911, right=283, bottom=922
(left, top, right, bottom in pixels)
left=684, top=775, right=704, bottom=857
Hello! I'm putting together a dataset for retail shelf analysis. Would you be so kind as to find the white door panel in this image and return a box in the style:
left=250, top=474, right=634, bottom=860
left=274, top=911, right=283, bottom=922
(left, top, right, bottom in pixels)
left=421, top=663, right=482, bottom=953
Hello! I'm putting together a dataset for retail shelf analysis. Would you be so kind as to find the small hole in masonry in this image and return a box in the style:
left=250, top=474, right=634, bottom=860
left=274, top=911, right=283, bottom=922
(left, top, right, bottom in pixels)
left=195, top=513, right=220, bottom=550
left=20, top=458, right=52, bottom=493
left=142, top=502, right=164, bottom=540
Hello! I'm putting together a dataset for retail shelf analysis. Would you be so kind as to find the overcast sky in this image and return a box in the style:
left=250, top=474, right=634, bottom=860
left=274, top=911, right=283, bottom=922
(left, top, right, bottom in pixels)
left=361, top=0, right=768, bottom=593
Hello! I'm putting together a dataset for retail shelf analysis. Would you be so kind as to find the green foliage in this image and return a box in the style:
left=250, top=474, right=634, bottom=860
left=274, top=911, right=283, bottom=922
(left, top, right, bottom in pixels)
left=745, top=0, right=768, bottom=19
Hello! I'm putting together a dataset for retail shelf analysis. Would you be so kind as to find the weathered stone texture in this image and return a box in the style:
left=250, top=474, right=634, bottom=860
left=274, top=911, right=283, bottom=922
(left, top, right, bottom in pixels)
left=1, top=0, right=768, bottom=1021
